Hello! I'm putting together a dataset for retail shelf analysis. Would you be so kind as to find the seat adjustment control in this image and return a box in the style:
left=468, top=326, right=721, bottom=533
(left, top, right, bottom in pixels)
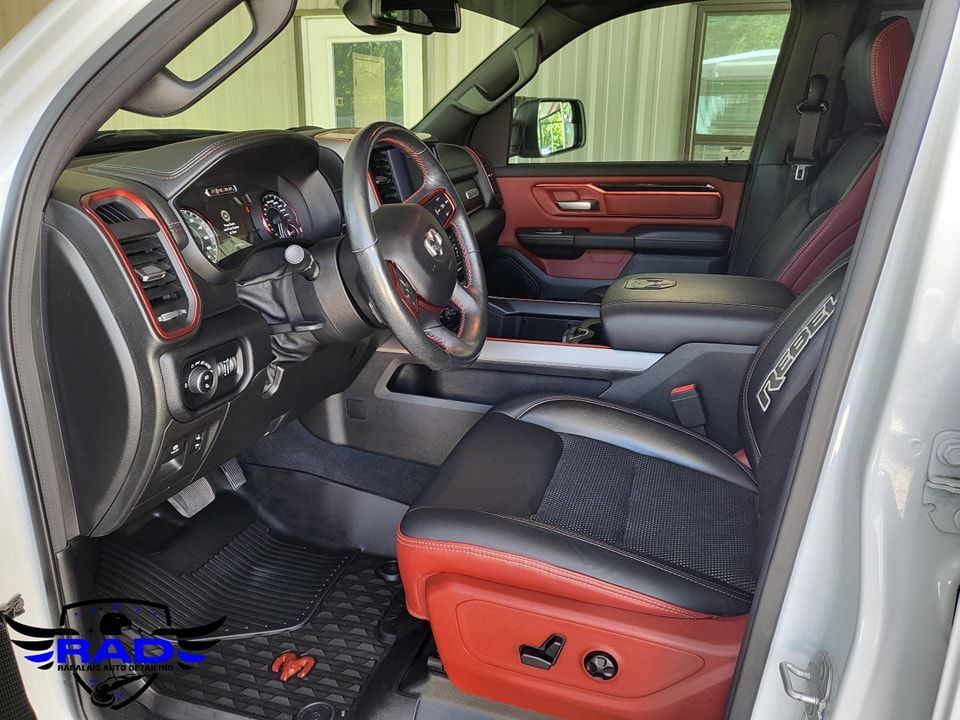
left=519, top=634, right=565, bottom=670
left=584, top=651, right=618, bottom=680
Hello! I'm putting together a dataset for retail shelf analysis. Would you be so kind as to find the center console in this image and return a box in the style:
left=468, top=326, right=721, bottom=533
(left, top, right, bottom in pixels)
left=306, top=273, right=797, bottom=470
left=487, top=297, right=605, bottom=345
left=487, top=273, right=795, bottom=354
left=600, top=274, right=796, bottom=352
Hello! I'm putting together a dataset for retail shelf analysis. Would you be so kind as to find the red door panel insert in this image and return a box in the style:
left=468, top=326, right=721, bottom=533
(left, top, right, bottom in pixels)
left=498, top=175, right=743, bottom=280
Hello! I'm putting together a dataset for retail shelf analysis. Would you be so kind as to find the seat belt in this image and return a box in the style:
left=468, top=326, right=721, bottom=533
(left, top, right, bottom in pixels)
left=789, top=74, right=828, bottom=182
left=670, top=384, right=707, bottom=436
left=787, top=33, right=841, bottom=183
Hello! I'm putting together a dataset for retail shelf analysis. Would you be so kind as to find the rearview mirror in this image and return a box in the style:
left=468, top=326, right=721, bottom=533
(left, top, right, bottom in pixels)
left=339, top=0, right=461, bottom=35
left=378, top=0, right=461, bottom=34
left=510, top=98, right=586, bottom=159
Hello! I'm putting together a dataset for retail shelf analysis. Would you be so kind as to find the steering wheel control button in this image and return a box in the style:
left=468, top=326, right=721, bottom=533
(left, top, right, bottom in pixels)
left=422, top=191, right=454, bottom=225
left=519, top=634, right=565, bottom=670
left=584, top=651, right=618, bottom=680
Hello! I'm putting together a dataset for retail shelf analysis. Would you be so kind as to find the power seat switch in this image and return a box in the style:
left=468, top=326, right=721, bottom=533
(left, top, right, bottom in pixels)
left=584, top=651, right=618, bottom=681
left=519, top=634, right=565, bottom=670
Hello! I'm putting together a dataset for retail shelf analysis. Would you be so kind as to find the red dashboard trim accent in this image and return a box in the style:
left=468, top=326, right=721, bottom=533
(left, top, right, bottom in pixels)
left=80, top=188, right=201, bottom=341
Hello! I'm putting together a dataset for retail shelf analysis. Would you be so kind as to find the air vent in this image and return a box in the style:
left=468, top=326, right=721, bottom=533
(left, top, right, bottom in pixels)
left=94, top=201, right=135, bottom=224
left=82, top=191, right=199, bottom=340
left=118, top=230, right=191, bottom=329
left=370, top=149, right=403, bottom=204
left=471, top=149, right=503, bottom=206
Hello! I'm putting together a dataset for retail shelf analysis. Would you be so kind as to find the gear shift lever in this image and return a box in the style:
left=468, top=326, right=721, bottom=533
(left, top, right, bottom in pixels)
left=284, top=244, right=319, bottom=281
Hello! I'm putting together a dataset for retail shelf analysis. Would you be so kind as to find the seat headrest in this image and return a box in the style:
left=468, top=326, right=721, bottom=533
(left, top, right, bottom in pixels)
left=845, top=16, right=914, bottom=127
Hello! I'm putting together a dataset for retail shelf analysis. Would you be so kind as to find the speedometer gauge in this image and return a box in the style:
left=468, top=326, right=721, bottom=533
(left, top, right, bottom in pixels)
left=260, top=192, right=303, bottom=240
left=180, top=208, right=220, bottom=264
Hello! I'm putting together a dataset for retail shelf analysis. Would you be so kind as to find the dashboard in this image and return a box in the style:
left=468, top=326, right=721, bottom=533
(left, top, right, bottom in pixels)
left=44, top=128, right=504, bottom=539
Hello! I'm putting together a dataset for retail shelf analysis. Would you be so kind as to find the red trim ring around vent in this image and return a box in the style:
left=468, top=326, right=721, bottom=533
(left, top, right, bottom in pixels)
left=80, top=188, right=201, bottom=341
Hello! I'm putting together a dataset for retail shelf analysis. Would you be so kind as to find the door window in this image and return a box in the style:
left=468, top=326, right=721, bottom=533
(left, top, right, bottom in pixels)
left=508, top=1, right=790, bottom=164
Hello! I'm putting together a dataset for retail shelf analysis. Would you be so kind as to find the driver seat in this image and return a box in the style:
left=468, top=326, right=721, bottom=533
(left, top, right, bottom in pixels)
left=397, top=259, right=847, bottom=720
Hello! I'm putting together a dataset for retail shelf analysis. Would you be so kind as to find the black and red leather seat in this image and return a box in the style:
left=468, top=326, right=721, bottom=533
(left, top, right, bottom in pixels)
left=579, top=15, right=913, bottom=302
left=398, top=256, right=848, bottom=719
left=396, top=19, right=912, bottom=720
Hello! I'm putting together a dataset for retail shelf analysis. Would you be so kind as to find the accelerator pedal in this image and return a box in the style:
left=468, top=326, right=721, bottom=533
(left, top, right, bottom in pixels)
left=220, top=458, right=248, bottom=491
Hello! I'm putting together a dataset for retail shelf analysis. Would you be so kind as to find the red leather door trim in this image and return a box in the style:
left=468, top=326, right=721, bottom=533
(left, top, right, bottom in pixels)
left=498, top=175, right=743, bottom=280
left=531, top=183, right=723, bottom=219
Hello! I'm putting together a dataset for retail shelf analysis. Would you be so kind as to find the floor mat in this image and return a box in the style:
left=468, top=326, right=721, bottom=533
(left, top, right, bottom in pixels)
left=239, top=421, right=435, bottom=504
left=150, top=554, right=403, bottom=719
left=97, top=521, right=354, bottom=639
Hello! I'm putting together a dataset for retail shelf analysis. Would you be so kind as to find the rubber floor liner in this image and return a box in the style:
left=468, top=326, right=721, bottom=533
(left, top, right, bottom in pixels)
left=97, top=521, right=354, bottom=639
left=150, top=554, right=402, bottom=719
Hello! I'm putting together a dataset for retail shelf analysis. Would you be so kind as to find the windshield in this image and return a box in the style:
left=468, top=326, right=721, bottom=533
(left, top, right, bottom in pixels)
left=99, top=1, right=541, bottom=136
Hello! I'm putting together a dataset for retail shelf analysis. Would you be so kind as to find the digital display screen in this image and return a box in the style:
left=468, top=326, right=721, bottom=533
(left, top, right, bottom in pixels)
left=193, top=188, right=256, bottom=265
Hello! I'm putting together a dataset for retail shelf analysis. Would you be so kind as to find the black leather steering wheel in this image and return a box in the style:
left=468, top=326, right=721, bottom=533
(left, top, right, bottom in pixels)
left=343, top=122, right=487, bottom=370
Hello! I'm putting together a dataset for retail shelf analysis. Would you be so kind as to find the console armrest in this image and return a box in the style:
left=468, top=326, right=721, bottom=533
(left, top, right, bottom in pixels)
left=601, top=274, right=795, bottom=353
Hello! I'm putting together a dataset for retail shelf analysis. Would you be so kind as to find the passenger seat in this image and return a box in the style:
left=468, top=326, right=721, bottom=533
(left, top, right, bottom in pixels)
left=579, top=16, right=913, bottom=301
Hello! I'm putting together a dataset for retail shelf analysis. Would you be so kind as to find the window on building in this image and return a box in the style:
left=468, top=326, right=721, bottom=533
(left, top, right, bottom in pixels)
left=508, top=1, right=791, bottom=164
left=689, top=5, right=791, bottom=161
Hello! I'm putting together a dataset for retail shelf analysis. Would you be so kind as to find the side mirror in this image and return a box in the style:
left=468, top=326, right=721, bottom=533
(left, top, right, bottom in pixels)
left=510, top=98, right=586, bottom=159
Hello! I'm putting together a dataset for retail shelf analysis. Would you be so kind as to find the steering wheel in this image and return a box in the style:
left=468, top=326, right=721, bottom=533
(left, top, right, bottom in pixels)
left=343, top=122, right=487, bottom=370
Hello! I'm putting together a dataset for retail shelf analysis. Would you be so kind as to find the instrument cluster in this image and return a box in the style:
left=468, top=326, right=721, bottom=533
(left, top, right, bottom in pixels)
left=177, top=184, right=304, bottom=266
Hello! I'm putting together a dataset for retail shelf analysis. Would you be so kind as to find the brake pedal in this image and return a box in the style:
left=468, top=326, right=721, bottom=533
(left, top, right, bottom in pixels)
left=220, top=458, right=247, bottom=490
left=167, top=477, right=215, bottom=518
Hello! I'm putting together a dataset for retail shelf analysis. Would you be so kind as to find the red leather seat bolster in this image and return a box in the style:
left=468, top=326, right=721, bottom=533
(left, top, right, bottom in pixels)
left=397, top=530, right=713, bottom=621
left=778, top=153, right=881, bottom=292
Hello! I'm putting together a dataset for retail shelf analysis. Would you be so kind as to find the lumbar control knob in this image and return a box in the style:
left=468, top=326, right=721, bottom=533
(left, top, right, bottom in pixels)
left=584, top=651, right=618, bottom=680
left=186, top=364, right=217, bottom=396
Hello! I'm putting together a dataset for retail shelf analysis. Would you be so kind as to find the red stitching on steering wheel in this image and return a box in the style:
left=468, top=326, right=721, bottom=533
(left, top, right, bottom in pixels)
left=379, top=136, right=428, bottom=198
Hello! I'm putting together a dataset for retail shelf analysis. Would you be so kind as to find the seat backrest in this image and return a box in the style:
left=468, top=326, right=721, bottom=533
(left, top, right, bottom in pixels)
left=738, top=255, right=847, bottom=571
left=741, top=16, right=913, bottom=293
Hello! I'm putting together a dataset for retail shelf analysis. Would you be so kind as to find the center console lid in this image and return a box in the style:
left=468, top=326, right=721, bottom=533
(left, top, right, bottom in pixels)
left=601, top=274, right=796, bottom=353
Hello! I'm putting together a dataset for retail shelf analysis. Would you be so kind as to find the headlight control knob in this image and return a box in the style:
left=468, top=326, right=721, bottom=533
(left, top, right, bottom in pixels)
left=186, top=362, right=217, bottom=396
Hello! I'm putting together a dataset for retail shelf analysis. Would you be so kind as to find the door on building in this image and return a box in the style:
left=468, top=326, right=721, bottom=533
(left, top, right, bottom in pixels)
left=298, top=15, right=423, bottom=129
left=351, top=52, right=386, bottom=127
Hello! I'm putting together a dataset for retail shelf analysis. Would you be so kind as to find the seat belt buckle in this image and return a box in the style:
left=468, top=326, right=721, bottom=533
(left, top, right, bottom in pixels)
left=793, top=162, right=811, bottom=182
left=670, top=384, right=707, bottom=435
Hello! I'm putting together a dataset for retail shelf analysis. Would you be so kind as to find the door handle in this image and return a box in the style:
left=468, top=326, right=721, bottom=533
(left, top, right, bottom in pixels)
left=555, top=200, right=598, bottom=211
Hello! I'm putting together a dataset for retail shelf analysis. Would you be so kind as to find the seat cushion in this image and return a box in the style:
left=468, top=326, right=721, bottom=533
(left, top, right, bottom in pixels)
left=399, top=397, right=758, bottom=617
